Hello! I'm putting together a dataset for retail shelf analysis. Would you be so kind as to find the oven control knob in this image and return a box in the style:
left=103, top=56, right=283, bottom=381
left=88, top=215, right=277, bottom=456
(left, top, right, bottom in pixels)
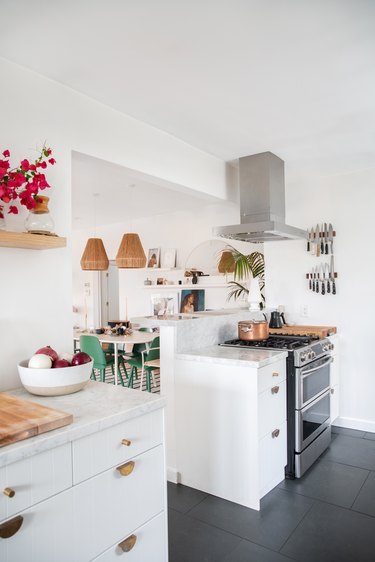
left=330, top=343, right=334, bottom=351
left=310, top=351, right=316, bottom=359
left=300, top=353, right=307, bottom=362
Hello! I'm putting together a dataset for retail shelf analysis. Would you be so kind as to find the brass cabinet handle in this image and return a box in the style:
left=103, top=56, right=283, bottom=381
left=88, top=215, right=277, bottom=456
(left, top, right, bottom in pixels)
left=121, top=439, right=132, bottom=446
left=272, top=371, right=279, bottom=377
left=116, top=460, right=135, bottom=476
left=0, top=515, right=23, bottom=539
left=271, top=386, right=279, bottom=395
left=3, top=487, right=15, bottom=498
left=272, top=429, right=280, bottom=438
left=118, top=534, right=137, bottom=552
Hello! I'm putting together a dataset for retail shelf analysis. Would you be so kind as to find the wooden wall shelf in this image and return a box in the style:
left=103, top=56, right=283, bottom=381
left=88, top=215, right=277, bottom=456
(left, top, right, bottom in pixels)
left=0, top=230, right=66, bottom=250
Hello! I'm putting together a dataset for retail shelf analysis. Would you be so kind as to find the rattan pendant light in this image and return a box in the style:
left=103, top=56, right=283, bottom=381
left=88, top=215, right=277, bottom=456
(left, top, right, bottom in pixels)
left=116, top=233, right=146, bottom=268
left=80, top=238, right=109, bottom=270
left=80, top=194, right=109, bottom=271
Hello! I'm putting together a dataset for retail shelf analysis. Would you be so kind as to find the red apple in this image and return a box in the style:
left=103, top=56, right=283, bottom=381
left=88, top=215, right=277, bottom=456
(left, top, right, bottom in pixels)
left=53, top=358, right=71, bottom=369
left=35, top=346, right=59, bottom=362
left=71, top=351, right=92, bottom=365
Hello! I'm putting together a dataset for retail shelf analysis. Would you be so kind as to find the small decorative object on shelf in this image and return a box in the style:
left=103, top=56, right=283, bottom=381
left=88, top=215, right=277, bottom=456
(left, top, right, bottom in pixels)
left=0, top=144, right=56, bottom=228
left=24, top=195, right=55, bottom=234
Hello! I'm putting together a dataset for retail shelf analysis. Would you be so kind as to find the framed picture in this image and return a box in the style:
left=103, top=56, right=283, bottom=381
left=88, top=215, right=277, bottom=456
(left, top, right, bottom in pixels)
left=161, top=248, right=176, bottom=269
left=151, top=293, right=179, bottom=317
left=147, top=248, right=160, bottom=268
left=180, top=289, right=205, bottom=313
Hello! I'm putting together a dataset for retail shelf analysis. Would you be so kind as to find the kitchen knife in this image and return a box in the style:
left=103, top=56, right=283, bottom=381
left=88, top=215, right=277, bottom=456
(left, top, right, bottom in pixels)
left=330, top=256, right=336, bottom=295
left=325, top=263, right=331, bottom=293
left=320, top=264, right=325, bottom=295
left=328, top=223, right=334, bottom=254
left=310, top=227, right=315, bottom=255
left=320, top=224, right=324, bottom=255
left=312, top=267, right=315, bottom=292
left=324, top=222, right=329, bottom=255
left=315, top=265, right=319, bottom=293
left=315, top=224, right=321, bottom=257
left=306, top=229, right=310, bottom=252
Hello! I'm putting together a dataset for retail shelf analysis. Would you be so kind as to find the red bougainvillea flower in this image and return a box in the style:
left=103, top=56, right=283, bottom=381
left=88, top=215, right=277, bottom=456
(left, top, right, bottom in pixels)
left=0, top=144, right=55, bottom=212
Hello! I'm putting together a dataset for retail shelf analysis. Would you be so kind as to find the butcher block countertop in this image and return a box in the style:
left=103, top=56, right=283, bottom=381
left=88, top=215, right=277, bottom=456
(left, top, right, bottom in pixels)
left=0, top=381, right=165, bottom=468
left=269, top=325, right=337, bottom=339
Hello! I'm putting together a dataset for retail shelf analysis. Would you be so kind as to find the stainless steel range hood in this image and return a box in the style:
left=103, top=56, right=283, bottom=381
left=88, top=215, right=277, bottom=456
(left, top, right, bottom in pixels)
left=213, top=152, right=306, bottom=243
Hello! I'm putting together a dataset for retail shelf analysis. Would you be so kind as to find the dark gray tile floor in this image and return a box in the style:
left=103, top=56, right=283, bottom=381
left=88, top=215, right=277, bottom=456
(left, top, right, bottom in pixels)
left=168, top=426, right=375, bottom=562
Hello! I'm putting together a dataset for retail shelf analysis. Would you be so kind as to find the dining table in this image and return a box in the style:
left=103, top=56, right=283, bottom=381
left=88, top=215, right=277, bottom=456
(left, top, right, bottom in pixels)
left=73, top=329, right=155, bottom=385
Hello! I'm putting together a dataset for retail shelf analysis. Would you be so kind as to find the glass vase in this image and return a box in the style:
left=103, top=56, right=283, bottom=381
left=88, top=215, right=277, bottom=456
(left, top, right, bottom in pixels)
left=24, top=196, right=55, bottom=234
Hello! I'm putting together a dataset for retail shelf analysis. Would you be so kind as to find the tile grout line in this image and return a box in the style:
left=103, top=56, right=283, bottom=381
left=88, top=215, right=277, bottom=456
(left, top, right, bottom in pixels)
left=276, top=494, right=317, bottom=554
left=348, top=469, right=373, bottom=510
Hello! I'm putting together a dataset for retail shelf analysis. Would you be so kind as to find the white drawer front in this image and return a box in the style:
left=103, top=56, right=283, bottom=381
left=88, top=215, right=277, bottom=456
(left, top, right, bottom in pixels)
left=92, top=512, right=167, bottom=562
left=258, top=359, right=286, bottom=395
left=73, top=409, right=163, bottom=483
left=0, top=487, right=75, bottom=562
left=73, top=445, right=165, bottom=560
left=0, top=443, right=72, bottom=521
left=259, top=420, right=287, bottom=497
left=258, top=380, right=286, bottom=439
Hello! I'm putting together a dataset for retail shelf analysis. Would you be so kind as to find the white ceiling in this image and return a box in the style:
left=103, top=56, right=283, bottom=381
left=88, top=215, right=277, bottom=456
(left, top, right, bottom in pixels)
left=1, top=0, right=375, bottom=223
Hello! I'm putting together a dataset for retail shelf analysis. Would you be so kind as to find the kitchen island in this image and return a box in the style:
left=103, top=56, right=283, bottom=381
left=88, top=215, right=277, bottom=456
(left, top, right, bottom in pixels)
left=0, top=382, right=167, bottom=562
left=133, top=310, right=288, bottom=510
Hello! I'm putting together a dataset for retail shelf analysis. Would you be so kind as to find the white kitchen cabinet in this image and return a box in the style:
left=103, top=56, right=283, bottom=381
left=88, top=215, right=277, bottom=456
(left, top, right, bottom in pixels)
left=0, top=385, right=167, bottom=562
left=174, top=355, right=287, bottom=510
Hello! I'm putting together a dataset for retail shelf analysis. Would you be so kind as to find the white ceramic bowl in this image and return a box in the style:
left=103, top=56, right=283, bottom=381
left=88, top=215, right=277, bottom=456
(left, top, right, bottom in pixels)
left=18, top=359, right=93, bottom=396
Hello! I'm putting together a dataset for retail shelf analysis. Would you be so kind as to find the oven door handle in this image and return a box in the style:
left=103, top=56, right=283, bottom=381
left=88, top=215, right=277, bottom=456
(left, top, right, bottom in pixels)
left=301, top=356, right=334, bottom=378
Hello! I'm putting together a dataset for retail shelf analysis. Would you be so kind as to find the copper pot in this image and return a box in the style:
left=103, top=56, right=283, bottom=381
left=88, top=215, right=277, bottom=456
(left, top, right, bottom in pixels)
left=238, top=320, right=269, bottom=341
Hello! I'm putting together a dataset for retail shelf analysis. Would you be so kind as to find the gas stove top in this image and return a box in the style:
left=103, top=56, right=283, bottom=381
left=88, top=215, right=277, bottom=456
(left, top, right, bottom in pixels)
left=220, top=334, right=318, bottom=351
left=220, top=334, right=333, bottom=366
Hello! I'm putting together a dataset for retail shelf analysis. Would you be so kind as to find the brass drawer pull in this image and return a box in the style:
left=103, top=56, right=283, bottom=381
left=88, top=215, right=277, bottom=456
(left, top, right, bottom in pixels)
left=116, top=460, right=135, bottom=476
left=3, top=487, right=15, bottom=498
left=272, top=429, right=280, bottom=438
left=118, top=533, right=137, bottom=552
left=0, top=515, right=23, bottom=539
left=272, top=371, right=279, bottom=377
left=121, top=439, right=132, bottom=446
left=271, top=386, right=279, bottom=395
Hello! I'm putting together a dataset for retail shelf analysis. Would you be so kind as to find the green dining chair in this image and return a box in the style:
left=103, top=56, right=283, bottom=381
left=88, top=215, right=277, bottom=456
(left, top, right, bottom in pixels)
left=127, top=336, right=160, bottom=391
left=79, top=335, right=125, bottom=385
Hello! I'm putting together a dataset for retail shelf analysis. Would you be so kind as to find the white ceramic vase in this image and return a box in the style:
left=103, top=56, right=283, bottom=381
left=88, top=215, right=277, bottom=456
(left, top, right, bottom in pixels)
left=247, top=276, right=262, bottom=310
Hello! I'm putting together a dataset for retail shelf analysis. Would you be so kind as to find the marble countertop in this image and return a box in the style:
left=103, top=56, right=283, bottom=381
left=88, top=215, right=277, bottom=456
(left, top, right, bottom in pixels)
left=176, top=345, right=288, bottom=367
left=0, top=381, right=166, bottom=468
left=132, top=308, right=249, bottom=326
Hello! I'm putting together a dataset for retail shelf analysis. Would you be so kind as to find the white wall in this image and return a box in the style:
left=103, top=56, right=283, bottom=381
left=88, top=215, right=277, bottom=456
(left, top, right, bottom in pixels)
left=0, top=57, right=227, bottom=391
left=265, top=167, right=375, bottom=431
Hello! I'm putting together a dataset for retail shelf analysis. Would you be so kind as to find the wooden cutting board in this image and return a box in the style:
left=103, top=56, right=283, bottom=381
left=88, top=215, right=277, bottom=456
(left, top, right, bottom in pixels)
left=0, top=393, right=73, bottom=447
left=269, top=325, right=337, bottom=339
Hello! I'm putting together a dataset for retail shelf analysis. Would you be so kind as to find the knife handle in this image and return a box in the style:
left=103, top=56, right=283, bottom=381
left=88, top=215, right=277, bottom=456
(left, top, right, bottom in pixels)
left=332, top=279, right=336, bottom=295
left=321, top=240, right=324, bottom=254
left=327, top=279, right=331, bottom=294
left=325, top=242, right=329, bottom=255
left=307, top=240, right=310, bottom=252
left=321, top=280, right=325, bottom=295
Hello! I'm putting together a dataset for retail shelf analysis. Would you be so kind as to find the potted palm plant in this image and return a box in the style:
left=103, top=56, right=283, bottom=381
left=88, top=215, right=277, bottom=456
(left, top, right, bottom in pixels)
left=218, top=246, right=265, bottom=308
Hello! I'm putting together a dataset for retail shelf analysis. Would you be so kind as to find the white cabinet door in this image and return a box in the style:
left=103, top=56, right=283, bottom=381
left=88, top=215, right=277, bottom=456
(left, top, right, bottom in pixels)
left=0, top=488, right=75, bottom=562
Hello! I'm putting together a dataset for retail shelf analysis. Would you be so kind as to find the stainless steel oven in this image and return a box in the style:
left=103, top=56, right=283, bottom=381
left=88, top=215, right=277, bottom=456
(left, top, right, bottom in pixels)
left=296, top=355, right=333, bottom=410
left=295, top=388, right=331, bottom=452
